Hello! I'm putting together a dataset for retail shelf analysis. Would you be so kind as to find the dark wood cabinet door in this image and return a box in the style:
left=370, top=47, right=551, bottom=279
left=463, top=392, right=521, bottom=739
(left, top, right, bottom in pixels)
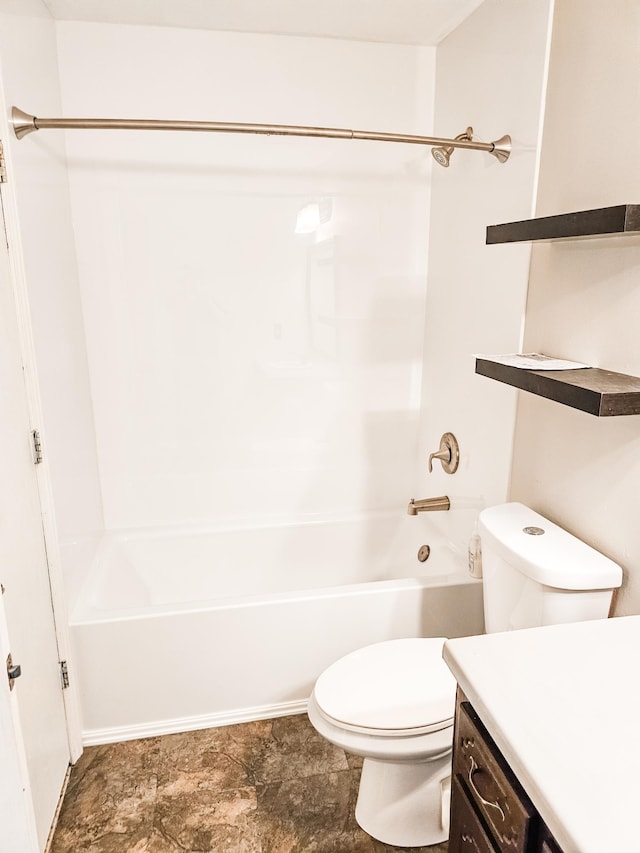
left=449, top=775, right=497, bottom=853
left=450, top=691, right=565, bottom=853
left=453, top=702, right=536, bottom=852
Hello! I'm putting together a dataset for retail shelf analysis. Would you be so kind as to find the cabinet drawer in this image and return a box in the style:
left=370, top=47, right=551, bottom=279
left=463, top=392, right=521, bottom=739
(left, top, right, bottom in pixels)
left=453, top=703, right=536, bottom=852
left=449, top=775, right=497, bottom=853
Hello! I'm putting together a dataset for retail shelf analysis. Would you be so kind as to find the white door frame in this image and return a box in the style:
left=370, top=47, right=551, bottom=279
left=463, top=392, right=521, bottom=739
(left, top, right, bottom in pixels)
left=0, top=104, right=83, bottom=763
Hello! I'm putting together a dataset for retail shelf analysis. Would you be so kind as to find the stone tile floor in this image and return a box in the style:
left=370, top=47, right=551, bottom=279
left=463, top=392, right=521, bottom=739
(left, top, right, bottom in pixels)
left=51, top=714, right=448, bottom=853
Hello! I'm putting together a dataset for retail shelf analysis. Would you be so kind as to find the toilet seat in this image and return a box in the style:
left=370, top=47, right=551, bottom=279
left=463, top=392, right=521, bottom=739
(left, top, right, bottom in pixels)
left=313, top=638, right=456, bottom=736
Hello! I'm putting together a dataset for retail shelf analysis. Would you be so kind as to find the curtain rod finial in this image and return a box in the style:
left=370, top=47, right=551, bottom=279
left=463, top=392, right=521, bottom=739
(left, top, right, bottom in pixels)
left=11, top=107, right=38, bottom=139
left=489, top=134, right=511, bottom=163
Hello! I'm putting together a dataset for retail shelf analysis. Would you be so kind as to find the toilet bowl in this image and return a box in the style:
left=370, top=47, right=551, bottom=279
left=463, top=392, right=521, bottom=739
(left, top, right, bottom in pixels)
left=307, top=637, right=457, bottom=847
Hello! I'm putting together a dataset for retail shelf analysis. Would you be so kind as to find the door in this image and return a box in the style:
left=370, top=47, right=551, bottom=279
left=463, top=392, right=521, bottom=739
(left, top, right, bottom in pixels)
left=0, top=191, right=71, bottom=848
left=0, top=581, right=40, bottom=853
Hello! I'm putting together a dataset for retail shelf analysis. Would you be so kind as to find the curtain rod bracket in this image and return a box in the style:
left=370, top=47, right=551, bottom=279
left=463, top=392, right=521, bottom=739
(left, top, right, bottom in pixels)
left=11, top=107, right=38, bottom=139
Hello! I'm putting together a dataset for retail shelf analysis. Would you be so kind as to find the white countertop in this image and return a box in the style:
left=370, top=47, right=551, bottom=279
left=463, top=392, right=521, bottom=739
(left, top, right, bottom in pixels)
left=443, top=615, right=640, bottom=853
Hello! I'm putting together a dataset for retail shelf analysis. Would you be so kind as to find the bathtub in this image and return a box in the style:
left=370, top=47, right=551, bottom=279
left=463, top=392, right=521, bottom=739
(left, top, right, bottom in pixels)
left=67, top=512, right=484, bottom=745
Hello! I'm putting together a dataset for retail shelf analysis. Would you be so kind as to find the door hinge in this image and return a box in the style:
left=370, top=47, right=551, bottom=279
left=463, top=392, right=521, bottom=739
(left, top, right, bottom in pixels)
left=0, top=141, right=6, bottom=183
left=7, top=654, right=22, bottom=691
left=59, top=660, right=70, bottom=690
left=31, top=429, right=43, bottom=464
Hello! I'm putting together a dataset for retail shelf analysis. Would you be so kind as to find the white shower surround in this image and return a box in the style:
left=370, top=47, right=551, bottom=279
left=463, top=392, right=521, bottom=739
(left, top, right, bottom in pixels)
left=69, top=514, right=484, bottom=744
left=54, top=23, right=436, bottom=541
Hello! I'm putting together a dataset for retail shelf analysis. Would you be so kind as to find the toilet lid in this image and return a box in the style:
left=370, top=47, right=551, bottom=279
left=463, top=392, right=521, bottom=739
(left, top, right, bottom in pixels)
left=314, top=638, right=456, bottom=731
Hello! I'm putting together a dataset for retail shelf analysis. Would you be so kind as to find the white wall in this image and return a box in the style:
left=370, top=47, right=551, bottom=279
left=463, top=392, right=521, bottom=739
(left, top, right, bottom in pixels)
left=510, top=0, right=640, bottom=616
left=0, top=0, right=104, bottom=595
left=55, top=22, right=436, bottom=531
left=417, top=0, right=552, bottom=552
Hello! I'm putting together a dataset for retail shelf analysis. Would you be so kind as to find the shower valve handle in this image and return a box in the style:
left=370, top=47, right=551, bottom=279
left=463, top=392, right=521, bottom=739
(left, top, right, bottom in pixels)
left=428, top=448, right=451, bottom=471
left=428, top=432, right=460, bottom=475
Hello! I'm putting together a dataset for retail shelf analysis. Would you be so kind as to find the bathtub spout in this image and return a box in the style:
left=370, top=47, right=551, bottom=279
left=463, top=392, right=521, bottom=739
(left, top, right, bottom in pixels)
left=407, top=496, right=450, bottom=515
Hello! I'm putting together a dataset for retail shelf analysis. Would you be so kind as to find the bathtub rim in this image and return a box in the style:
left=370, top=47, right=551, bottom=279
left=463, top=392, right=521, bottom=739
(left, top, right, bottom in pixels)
left=71, top=571, right=480, bottom=625
left=67, top=509, right=474, bottom=623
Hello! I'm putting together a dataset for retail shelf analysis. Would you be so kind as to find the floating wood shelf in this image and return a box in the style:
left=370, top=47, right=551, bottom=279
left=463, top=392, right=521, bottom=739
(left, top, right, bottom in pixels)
left=475, top=358, right=640, bottom=416
left=486, top=204, right=640, bottom=244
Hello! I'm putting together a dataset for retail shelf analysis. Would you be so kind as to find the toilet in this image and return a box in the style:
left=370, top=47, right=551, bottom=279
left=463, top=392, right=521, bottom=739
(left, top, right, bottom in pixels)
left=307, top=502, right=622, bottom=847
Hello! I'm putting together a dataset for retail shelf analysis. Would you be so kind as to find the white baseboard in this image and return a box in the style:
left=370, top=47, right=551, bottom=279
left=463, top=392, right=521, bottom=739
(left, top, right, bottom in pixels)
left=81, top=699, right=309, bottom=746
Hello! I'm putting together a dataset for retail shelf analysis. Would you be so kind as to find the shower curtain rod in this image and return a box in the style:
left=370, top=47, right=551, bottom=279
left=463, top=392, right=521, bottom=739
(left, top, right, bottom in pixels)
left=10, top=106, right=511, bottom=163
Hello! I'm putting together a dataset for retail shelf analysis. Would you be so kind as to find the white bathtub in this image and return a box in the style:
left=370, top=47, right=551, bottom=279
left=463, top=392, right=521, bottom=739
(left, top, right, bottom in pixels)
left=68, top=512, right=484, bottom=745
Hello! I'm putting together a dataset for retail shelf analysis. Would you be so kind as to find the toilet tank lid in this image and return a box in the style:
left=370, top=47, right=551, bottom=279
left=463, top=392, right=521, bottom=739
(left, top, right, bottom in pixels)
left=478, top=503, right=622, bottom=591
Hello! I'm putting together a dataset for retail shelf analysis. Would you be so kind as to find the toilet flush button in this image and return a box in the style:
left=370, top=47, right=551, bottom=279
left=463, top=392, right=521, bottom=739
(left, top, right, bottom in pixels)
left=523, top=526, right=545, bottom=536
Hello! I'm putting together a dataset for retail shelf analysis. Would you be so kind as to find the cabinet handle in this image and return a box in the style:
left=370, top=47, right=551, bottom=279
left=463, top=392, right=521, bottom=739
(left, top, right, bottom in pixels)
left=468, top=755, right=506, bottom=822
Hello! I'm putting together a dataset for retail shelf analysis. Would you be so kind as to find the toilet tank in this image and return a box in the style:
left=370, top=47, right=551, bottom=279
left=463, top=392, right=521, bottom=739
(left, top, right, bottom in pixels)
left=479, top=503, right=622, bottom=633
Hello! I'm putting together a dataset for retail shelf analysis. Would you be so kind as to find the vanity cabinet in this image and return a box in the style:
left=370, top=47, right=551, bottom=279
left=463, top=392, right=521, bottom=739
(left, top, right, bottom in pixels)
left=449, top=690, right=563, bottom=853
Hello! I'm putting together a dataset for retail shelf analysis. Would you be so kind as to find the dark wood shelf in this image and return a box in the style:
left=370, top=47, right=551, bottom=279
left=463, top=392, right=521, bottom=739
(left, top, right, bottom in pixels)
left=486, top=204, right=640, bottom=244
left=475, top=358, right=640, bottom=416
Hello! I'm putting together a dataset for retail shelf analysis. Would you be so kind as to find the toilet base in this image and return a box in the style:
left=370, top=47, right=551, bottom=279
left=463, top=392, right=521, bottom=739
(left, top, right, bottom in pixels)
left=355, top=754, right=452, bottom=847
